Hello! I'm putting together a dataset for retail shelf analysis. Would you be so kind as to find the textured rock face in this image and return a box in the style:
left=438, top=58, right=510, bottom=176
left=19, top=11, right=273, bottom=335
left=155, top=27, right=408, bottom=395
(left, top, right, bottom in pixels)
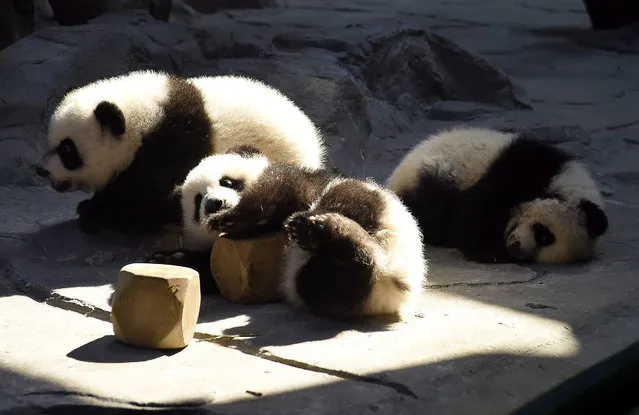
left=0, top=9, right=530, bottom=185
left=348, top=29, right=530, bottom=114
left=0, top=0, right=34, bottom=51
left=2, top=1, right=639, bottom=414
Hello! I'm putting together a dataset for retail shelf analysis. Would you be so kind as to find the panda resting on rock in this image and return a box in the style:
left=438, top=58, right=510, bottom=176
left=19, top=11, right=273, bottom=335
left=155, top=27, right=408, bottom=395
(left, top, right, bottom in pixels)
left=386, top=126, right=609, bottom=264
left=35, top=70, right=325, bottom=233
left=149, top=145, right=428, bottom=318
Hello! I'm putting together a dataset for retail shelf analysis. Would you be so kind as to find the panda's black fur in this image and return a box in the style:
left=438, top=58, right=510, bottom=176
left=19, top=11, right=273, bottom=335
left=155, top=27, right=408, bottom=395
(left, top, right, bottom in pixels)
left=36, top=70, right=324, bottom=234
left=151, top=146, right=427, bottom=317
left=387, top=127, right=609, bottom=264
left=77, top=76, right=212, bottom=233
left=450, top=137, right=575, bottom=262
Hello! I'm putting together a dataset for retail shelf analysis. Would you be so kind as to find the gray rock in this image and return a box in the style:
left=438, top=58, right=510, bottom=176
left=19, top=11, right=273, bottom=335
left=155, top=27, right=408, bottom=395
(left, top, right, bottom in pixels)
left=348, top=29, right=532, bottom=115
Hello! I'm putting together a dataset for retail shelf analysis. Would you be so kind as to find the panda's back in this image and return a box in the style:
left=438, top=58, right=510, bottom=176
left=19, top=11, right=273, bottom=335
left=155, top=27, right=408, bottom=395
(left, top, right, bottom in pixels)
left=189, top=76, right=324, bottom=170
left=387, top=127, right=515, bottom=195
left=466, top=134, right=573, bottom=206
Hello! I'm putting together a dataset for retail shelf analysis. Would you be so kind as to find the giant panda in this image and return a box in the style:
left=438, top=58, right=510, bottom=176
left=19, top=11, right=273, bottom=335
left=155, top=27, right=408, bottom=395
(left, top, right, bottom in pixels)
left=34, top=70, right=325, bottom=233
left=149, top=145, right=427, bottom=318
left=386, top=126, right=609, bottom=264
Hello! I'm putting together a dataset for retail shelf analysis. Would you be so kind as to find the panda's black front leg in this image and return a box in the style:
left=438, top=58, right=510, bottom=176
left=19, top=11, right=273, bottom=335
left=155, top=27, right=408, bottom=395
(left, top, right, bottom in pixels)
left=146, top=249, right=218, bottom=294
left=206, top=205, right=283, bottom=241
left=284, top=211, right=378, bottom=257
left=76, top=193, right=114, bottom=233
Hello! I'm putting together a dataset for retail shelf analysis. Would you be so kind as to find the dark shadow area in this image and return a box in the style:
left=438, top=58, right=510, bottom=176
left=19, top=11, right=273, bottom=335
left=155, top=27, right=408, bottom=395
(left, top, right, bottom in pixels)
left=66, top=335, right=184, bottom=363
left=2, top=342, right=638, bottom=415
left=512, top=340, right=639, bottom=415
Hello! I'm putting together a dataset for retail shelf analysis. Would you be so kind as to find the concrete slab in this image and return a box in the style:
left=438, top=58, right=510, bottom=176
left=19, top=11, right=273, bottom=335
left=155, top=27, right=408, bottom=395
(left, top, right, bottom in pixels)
left=2, top=0, right=639, bottom=413
left=0, top=295, right=396, bottom=414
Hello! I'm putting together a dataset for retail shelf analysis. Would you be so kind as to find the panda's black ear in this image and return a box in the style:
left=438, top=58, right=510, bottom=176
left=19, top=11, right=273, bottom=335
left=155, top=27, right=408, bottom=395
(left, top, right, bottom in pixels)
left=94, top=101, right=125, bottom=137
left=225, top=145, right=262, bottom=157
left=580, top=199, right=608, bottom=238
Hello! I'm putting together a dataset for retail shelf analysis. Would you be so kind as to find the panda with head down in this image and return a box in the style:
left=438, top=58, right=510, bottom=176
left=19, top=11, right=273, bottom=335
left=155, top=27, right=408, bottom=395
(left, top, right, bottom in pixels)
left=386, top=126, right=609, bottom=264
left=34, top=70, right=325, bottom=233
left=149, top=145, right=428, bottom=319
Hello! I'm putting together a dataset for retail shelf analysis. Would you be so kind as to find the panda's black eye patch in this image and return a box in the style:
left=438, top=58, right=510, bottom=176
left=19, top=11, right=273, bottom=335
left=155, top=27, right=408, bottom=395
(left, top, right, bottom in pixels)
left=533, top=223, right=555, bottom=247
left=57, top=138, right=83, bottom=171
left=193, top=193, right=203, bottom=223
left=220, top=176, right=244, bottom=191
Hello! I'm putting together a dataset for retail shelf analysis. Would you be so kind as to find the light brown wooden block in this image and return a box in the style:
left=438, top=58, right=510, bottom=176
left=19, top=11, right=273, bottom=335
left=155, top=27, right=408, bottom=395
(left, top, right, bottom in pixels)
left=110, top=263, right=201, bottom=349
left=210, top=232, right=287, bottom=304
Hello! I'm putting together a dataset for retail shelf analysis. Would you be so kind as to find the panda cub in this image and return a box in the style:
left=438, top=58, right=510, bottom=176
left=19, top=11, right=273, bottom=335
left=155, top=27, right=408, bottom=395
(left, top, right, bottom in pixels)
left=150, top=146, right=427, bottom=317
left=35, top=70, right=324, bottom=233
left=386, top=126, right=609, bottom=264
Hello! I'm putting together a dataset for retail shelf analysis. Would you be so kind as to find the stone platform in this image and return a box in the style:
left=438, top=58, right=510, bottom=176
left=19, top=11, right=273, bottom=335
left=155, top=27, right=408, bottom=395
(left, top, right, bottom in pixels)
left=1, top=0, right=638, bottom=413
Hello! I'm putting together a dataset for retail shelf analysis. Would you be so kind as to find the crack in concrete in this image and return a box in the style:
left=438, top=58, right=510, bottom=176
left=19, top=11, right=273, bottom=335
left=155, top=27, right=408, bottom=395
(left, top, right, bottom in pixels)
left=428, top=270, right=548, bottom=289
left=22, top=390, right=209, bottom=409
left=3, top=263, right=419, bottom=399
left=194, top=334, right=418, bottom=399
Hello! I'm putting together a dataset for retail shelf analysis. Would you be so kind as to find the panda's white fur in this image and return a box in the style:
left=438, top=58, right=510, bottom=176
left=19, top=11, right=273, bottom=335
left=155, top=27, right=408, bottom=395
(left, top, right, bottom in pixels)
left=188, top=75, right=324, bottom=168
left=36, top=70, right=324, bottom=231
left=387, top=127, right=514, bottom=193
left=386, top=126, right=608, bottom=264
left=43, top=71, right=169, bottom=192
left=280, top=177, right=427, bottom=317
left=155, top=148, right=427, bottom=318
left=179, top=150, right=269, bottom=250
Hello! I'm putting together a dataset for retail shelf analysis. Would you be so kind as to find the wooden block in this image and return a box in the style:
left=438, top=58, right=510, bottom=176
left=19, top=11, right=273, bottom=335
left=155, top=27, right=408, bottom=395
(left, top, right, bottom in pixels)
left=210, top=232, right=286, bottom=304
left=110, top=263, right=201, bottom=349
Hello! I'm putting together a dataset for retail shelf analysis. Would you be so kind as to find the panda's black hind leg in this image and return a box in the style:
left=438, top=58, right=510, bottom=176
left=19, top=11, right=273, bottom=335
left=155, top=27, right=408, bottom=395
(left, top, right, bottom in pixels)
left=146, top=249, right=218, bottom=294
left=285, top=211, right=379, bottom=257
left=284, top=211, right=379, bottom=314
left=399, top=170, right=459, bottom=247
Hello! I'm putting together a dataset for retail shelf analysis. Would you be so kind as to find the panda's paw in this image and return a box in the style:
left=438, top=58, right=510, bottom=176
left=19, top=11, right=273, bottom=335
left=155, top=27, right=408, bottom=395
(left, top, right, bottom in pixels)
left=146, top=249, right=189, bottom=267
left=206, top=208, right=275, bottom=239
left=77, top=199, right=108, bottom=233
left=285, top=212, right=341, bottom=251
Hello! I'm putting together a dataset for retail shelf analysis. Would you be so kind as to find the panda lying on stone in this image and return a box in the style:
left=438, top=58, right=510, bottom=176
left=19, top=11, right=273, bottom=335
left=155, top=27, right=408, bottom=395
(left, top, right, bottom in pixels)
left=149, top=146, right=427, bottom=318
left=386, top=126, right=609, bottom=264
left=35, top=70, right=324, bottom=233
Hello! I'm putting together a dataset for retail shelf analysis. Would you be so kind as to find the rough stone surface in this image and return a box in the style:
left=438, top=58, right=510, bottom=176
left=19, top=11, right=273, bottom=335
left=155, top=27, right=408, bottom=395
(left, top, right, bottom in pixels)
left=1, top=0, right=639, bottom=414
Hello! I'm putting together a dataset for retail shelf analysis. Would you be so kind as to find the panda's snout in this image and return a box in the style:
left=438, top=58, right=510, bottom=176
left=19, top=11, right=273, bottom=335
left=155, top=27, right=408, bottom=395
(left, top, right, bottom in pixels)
left=507, top=240, right=522, bottom=258
left=204, top=198, right=224, bottom=215
left=35, top=165, right=50, bottom=178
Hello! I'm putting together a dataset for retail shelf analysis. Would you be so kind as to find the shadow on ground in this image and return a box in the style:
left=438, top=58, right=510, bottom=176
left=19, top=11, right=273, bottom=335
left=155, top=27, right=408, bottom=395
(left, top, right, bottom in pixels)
left=3, top=341, right=638, bottom=415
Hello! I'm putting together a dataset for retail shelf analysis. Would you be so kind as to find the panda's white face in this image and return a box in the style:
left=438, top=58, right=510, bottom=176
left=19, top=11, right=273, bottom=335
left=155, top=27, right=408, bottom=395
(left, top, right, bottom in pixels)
left=36, top=98, right=141, bottom=193
left=505, top=198, right=606, bottom=264
left=179, top=152, right=269, bottom=250
left=35, top=70, right=167, bottom=193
